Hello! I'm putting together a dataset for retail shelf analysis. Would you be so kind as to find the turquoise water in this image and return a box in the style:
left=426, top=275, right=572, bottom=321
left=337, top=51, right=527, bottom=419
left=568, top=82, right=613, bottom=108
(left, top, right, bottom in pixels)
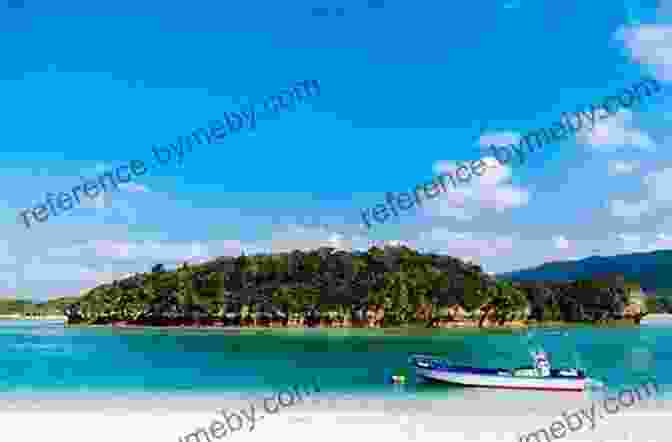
left=1, top=320, right=669, bottom=397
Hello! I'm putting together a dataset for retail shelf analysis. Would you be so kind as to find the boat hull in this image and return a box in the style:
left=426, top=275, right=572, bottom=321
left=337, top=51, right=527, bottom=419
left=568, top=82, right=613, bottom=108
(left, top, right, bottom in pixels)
left=415, top=368, right=586, bottom=391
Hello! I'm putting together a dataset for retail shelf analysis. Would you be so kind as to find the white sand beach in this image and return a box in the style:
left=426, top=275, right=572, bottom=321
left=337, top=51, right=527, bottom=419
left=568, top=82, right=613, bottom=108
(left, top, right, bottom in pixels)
left=2, top=390, right=670, bottom=442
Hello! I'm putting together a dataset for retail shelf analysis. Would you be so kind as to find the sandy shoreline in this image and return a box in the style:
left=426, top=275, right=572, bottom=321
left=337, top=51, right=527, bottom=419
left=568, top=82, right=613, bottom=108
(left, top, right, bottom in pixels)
left=0, top=392, right=669, bottom=442
left=3, top=388, right=671, bottom=413
left=5, top=385, right=672, bottom=408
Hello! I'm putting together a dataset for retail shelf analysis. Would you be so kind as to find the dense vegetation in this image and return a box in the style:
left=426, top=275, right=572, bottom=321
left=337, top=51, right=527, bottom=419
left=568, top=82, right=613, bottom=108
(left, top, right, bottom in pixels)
left=512, top=279, right=636, bottom=322
left=0, top=297, right=76, bottom=316
left=645, top=288, right=672, bottom=313
left=61, top=246, right=643, bottom=327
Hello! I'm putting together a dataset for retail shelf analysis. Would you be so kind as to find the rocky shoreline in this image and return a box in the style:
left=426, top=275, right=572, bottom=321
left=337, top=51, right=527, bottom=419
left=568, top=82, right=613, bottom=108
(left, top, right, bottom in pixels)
left=65, top=314, right=647, bottom=329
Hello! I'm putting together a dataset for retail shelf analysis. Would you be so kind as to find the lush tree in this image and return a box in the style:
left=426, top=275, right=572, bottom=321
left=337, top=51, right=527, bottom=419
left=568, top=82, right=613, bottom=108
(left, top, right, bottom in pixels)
left=60, top=247, right=634, bottom=328
left=176, top=265, right=198, bottom=319
left=462, top=274, right=487, bottom=312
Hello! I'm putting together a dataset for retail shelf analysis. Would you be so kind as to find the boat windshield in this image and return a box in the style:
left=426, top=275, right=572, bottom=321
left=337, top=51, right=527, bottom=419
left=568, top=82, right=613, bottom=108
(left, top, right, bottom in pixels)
left=522, top=329, right=581, bottom=371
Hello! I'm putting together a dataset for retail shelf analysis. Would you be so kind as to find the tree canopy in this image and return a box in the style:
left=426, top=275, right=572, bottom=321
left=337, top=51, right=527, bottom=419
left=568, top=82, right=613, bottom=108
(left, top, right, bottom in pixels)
left=60, top=246, right=639, bottom=327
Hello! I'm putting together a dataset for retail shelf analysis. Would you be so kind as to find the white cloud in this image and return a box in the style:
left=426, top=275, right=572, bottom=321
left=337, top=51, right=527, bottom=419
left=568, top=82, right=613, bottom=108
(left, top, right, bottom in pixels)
left=644, top=167, right=672, bottom=205
left=266, top=224, right=368, bottom=253
left=76, top=185, right=147, bottom=214
left=90, top=240, right=136, bottom=259
left=609, top=168, right=672, bottom=221
left=476, top=132, right=520, bottom=147
left=552, top=235, right=570, bottom=250
left=70, top=162, right=149, bottom=212
left=119, top=183, right=150, bottom=193
left=617, top=233, right=642, bottom=250
left=0, top=240, right=17, bottom=266
left=609, top=199, right=650, bottom=220
left=615, top=24, right=672, bottom=81
left=45, top=239, right=244, bottom=265
left=22, top=259, right=118, bottom=284
left=645, top=233, right=672, bottom=250
left=91, top=240, right=216, bottom=263
left=426, top=156, right=529, bottom=220
left=201, top=240, right=244, bottom=259
left=77, top=190, right=113, bottom=210
left=608, top=160, right=641, bottom=176
left=0, top=272, right=18, bottom=290
left=417, top=229, right=515, bottom=259
left=45, top=242, right=89, bottom=259
left=577, top=110, right=656, bottom=152
left=327, top=232, right=346, bottom=250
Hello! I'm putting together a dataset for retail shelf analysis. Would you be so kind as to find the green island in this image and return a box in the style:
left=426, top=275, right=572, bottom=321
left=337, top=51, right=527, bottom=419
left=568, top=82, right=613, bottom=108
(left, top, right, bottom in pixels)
left=0, top=298, right=74, bottom=320
left=5, top=245, right=667, bottom=328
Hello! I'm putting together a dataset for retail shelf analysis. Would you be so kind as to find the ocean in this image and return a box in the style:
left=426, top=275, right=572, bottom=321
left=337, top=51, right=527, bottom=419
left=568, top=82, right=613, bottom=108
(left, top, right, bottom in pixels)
left=1, top=320, right=670, bottom=441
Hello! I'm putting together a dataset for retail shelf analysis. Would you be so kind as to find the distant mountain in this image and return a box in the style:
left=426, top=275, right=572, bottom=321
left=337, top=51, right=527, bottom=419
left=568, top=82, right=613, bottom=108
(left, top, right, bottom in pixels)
left=498, top=250, right=672, bottom=291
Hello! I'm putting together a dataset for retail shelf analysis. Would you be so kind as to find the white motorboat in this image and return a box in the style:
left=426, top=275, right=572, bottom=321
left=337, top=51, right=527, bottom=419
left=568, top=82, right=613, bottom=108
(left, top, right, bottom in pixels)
left=409, top=334, right=595, bottom=392
left=410, top=354, right=587, bottom=391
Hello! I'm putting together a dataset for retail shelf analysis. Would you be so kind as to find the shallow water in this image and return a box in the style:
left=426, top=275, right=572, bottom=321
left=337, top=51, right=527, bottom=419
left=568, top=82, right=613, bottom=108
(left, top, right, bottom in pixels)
left=1, top=321, right=670, bottom=441
left=0, top=320, right=668, bottom=398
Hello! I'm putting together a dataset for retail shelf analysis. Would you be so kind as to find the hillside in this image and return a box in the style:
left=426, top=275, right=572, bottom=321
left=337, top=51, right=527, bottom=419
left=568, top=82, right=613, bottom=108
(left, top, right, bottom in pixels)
left=60, top=246, right=644, bottom=327
left=0, top=297, right=76, bottom=317
left=498, top=250, right=672, bottom=291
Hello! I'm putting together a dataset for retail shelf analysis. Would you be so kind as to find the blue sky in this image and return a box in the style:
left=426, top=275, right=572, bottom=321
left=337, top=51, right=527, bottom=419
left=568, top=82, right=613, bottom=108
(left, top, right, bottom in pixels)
left=2, top=0, right=671, bottom=300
